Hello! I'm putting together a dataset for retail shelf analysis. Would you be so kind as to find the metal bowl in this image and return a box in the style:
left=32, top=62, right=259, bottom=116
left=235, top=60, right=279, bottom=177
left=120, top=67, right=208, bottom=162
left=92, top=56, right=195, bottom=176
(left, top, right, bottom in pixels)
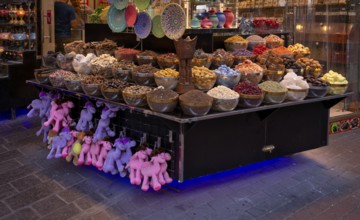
left=136, top=55, right=156, bottom=66
left=215, top=73, right=241, bottom=88
left=286, top=88, right=308, bottom=101
left=65, top=79, right=82, bottom=92
left=81, top=83, right=102, bottom=96
left=307, top=85, right=329, bottom=98
left=264, top=70, right=285, bottom=82
left=147, top=96, right=178, bottom=113
left=154, top=76, right=179, bottom=90
left=179, top=100, right=212, bottom=116
left=263, top=91, right=287, bottom=104
left=112, top=68, right=132, bottom=82
left=328, top=84, right=348, bottom=95
left=211, top=97, right=239, bottom=112
left=238, top=93, right=264, bottom=108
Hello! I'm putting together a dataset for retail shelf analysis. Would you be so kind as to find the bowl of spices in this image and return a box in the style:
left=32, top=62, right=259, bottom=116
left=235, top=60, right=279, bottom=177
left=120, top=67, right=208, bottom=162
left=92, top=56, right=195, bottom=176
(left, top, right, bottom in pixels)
left=259, top=81, right=288, bottom=104
left=112, top=60, right=137, bottom=82
left=235, top=60, right=264, bottom=84
left=81, top=75, right=106, bottom=97
left=231, top=49, right=256, bottom=66
left=49, top=70, right=74, bottom=88
left=157, top=53, right=179, bottom=69
left=90, top=54, right=118, bottom=79
left=101, top=79, right=130, bottom=101
left=234, top=82, right=264, bottom=108
left=211, top=49, right=234, bottom=69
left=114, top=48, right=140, bottom=62
left=64, top=74, right=84, bottom=92
left=146, top=87, right=179, bottom=113
left=192, top=49, right=212, bottom=68
left=132, top=64, right=158, bottom=86
left=136, top=50, right=158, bottom=66
left=246, top=35, right=266, bottom=51
left=214, top=65, right=241, bottom=88
left=207, top=86, right=239, bottom=112
left=283, top=57, right=304, bottom=76
left=305, top=76, right=329, bottom=98
left=154, top=68, right=180, bottom=90
left=122, top=85, right=153, bottom=107
left=179, top=90, right=213, bottom=116
left=264, top=34, right=284, bottom=49
left=272, top=46, right=294, bottom=59
left=192, top=66, right=217, bottom=91
left=224, top=35, right=249, bottom=52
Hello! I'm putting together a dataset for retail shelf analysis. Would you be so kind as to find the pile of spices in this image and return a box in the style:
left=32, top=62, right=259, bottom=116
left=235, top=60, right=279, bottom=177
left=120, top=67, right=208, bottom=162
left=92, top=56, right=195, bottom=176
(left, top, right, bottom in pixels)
left=235, top=60, right=263, bottom=73
left=82, top=75, right=106, bottom=85
left=234, top=82, right=263, bottom=95
left=252, top=44, right=268, bottom=55
left=305, top=76, right=329, bottom=87
left=272, top=46, right=293, bottom=55
left=179, top=90, right=213, bottom=104
left=207, top=86, right=239, bottom=99
left=113, top=60, right=137, bottom=70
left=123, top=85, right=153, bottom=95
left=283, top=57, right=303, bottom=70
left=194, top=49, right=212, bottom=59
left=138, top=50, right=158, bottom=57
left=49, top=70, right=74, bottom=78
left=154, top=68, right=179, bottom=78
left=225, top=35, right=247, bottom=43
left=212, top=49, right=233, bottom=59
left=231, top=49, right=254, bottom=57
left=90, top=54, right=118, bottom=78
left=133, top=64, right=159, bottom=74
left=147, top=88, right=178, bottom=100
left=214, top=65, right=240, bottom=76
left=157, top=53, right=178, bottom=60
left=103, top=79, right=129, bottom=89
left=259, top=81, right=287, bottom=93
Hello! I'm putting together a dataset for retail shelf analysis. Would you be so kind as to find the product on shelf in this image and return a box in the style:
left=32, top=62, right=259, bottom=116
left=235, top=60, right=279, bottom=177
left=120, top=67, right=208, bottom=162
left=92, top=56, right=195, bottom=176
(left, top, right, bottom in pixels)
left=252, top=44, right=268, bottom=55
left=49, top=70, right=75, bottom=88
left=43, top=51, right=60, bottom=67
left=283, top=57, right=303, bottom=75
left=95, top=38, right=117, bottom=56
left=192, top=66, right=217, bottom=90
left=259, top=81, right=288, bottom=104
left=234, top=81, right=264, bottom=108
left=122, top=85, right=153, bottom=107
left=246, top=35, right=266, bottom=50
left=179, top=90, right=213, bottom=116
left=280, top=71, right=309, bottom=101
left=214, top=65, right=241, bottom=88
left=157, top=53, right=179, bottom=69
left=193, top=49, right=212, bottom=68
left=272, top=46, right=293, bottom=57
left=288, top=43, right=311, bottom=58
left=296, top=58, right=322, bottom=77
left=81, top=75, right=106, bottom=96
left=154, top=68, right=179, bottom=78
left=112, top=60, right=137, bottom=81
left=90, top=54, right=118, bottom=78
left=82, top=75, right=106, bottom=85
left=235, top=59, right=264, bottom=84
left=224, top=35, right=248, bottom=51
left=136, top=50, right=158, bottom=65
left=57, top=52, right=76, bottom=71
left=211, top=49, right=234, bottom=69
left=114, top=47, right=140, bottom=62
left=264, top=34, right=284, bottom=48
left=305, top=76, right=330, bottom=87
left=231, top=49, right=256, bottom=65
left=207, top=86, right=239, bottom=112
left=64, top=40, right=85, bottom=54
left=132, top=64, right=158, bottom=86
left=101, top=79, right=129, bottom=100
left=322, top=70, right=348, bottom=95
left=153, top=69, right=179, bottom=90
left=305, top=76, right=330, bottom=98
left=146, top=87, right=179, bottom=113
left=82, top=42, right=99, bottom=55
left=238, top=17, right=255, bottom=35
left=72, top=53, right=97, bottom=75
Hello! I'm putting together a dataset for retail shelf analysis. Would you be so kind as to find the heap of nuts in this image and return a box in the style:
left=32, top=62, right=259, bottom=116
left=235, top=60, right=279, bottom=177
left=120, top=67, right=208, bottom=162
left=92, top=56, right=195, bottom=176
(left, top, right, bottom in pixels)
left=234, top=82, right=263, bottom=95
left=113, top=60, right=137, bottom=70
left=90, top=54, right=118, bottom=78
left=283, top=57, right=303, bottom=70
left=123, top=85, right=153, bottom=96
left=296, top=58, right=322, bottom=74
left=288, top=43, right=310, bottom=55
left=49, top=70, right=74, bottom=78
left=305, top=76, right=330, bottom=87
left=192, top=66, right=217, bottom=90
left=133, top=64, right=159, bottom=74
left=154, top=68, right=180, bottom=78
left=95, top=39, right=117, bottom=53
left=82, top=75, right=106, bottom=85
left=256, top=51, right=285, bottom=71
left=102, top=79, right=129, bottom=89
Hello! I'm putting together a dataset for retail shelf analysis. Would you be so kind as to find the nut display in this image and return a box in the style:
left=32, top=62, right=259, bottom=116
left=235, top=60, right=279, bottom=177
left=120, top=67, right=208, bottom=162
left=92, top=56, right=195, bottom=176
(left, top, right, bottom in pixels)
left=305, top=76, right=330, bottom=87
left=122, top=85, right=153, bottom=107
left=296, top=58, right=322, bottom=77
left=81, top=75, right=106, bottom=85
left=112, top=60, right=136, bottom=81
left=154, top=68, right=180, bottom=78
left=154, top=69, right=180, bottom=90
left=288, top=43, right=310, bottom=58
left=256, top=51, right=285, bottom=71
left=264, top=34, right=284, bottom=48
left=90, top=54, right=118, bottom=78
left=146, top=88, right=179, bottom=113
left=192, top=66, right=217, bottom=90
left=179, top=90, right=213, bottom=116
left=101, top=79, right=129, bottom=101
left=207, top=86, right=239, bottom=112
left=235, top=60, right=264, bottom=84
left=283, top=57, right=303, bottom=74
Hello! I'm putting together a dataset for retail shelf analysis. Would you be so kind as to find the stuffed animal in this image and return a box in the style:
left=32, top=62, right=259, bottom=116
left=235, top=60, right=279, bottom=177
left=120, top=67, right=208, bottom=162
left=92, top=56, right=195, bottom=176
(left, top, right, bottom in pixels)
left=93, top=107, right=116, bottom=143
left=76, top=102, right=96, bottom=132
left=77, top=134, right=93, bottom=166
left=140, top=153, right=166, bottom=191
left=61, top=130, right=79, bottom=158
left=95, top=139, right=113, bottom=170
left=47, top=127, right=72, bottom=159
left=66, top=132, right=85, bottom=166
left=43, top=99, right=74, bottom=133
left=126, top=146, right=152, bottom=185
left=88, top=139, right=102, bottom=166
left=103, top=137, right=136, bottom=176
left=158, top=152, right=173, bottom=185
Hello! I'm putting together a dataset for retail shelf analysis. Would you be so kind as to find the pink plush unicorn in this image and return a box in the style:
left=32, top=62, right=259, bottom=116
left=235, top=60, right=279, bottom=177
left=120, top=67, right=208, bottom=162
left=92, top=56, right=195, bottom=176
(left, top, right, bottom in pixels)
left=95, top=140, right=113, bottom=170
left=43, top=100, right=74, bottom=133
left=88, top=140, right=101, bottom=166
left=127, top=147, right=152, bottom=185
left=140, top=154, right=166, bottom=191
left=77, top=135, right=93, bottom=166
left=158, top=152, right=173, bottom=185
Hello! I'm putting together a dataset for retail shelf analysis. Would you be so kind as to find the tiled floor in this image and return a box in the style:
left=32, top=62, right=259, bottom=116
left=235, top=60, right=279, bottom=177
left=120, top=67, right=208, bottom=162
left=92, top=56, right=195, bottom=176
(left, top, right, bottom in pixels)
left=1, top=116, right=360, bottom=220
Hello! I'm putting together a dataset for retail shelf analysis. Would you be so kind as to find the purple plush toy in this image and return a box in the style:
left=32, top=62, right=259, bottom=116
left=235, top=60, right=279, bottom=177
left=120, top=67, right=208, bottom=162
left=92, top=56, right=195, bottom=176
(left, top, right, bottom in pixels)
left=47, top=127, right=72, bottom=159
left=92, top=107, right=116, bottom=143
left=103, top=137, right=136, bottom=177
left=76, top=102, right=96, bottom=132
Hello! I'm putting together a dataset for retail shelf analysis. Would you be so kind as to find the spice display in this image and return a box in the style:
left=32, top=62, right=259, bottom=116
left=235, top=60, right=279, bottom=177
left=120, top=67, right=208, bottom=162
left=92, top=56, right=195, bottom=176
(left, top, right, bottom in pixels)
left=252, top=44, right=268, bottom=55
left=234, top=82, right=263, bottom=95
left=211, top=49, right=234, bottom=68
left=154, top=68, right=179, bottom=78
left=235, top=60, right=263, bottom=73
left=194, top=49, right=212, bottom=59
left=95, top=39, right=117, bottom=55
left=296, top=58, right=322, bottom=77
left=231, top=49, right=254, bottom=57
left=113, top=60, right=137, bottom=70
left=147, top=87, right=178, bottom=100
left=64, top=40, right=85, bottom=54
left=305, top=76, right=329, bottom=87
left=192, top=66, right=217, bottom=90
left=82, top=42, right=99, bottom=54
left=214, top=65, right=240, bottom=76
left=212, top=49, right=233, bottom=60
left=112, top=60, right=136, bottom=81
left=72, top=53, right=97, bottom=75
left=322, top=70, right=348, bottom=85
left=147, top=88, right=179, bottom=113
left=272, top=46, right=293, bottom=55
left=180, top=90, right=212, bottom=104
left=283, top=57, right=302, bottom=70
left=123, top=85, right=153, bottom=95
left=49, top=70, right=74, bottom=78
left=90, top=54, right=118, bottom=78
left=179, top=90, right=213, bottom=116
left=246, top=35, right=266, bottom=50
left=122, top=85, right=153, bottom=107
left=224, top=35, right=247, bottom=43
left=49, top=70, right=74, bottom=87
left=264, top=34, right=284, bottom=48
left=82, top=75, right=106, bottom=85
left=256, top=51, right=285, bottom=71
left=259, top=81, right=287, bottom=93
left=157, top=53, right=179, bottom=69
left=114, top=48, right=140, bottom=61
left=132, top=64, right=158, bottom=86
left=157, top=53, right=178, bottom=60
left=280, top=71, right=309, bottom=90
left=288, top=43, right=310, bottom=54
left=138, top=50, right=158, bottom=57
left=207, top=86, right=239, bottom=99
left=133, top=64, right=159, bottom=74
left=102, top=79, right=129, bottom=89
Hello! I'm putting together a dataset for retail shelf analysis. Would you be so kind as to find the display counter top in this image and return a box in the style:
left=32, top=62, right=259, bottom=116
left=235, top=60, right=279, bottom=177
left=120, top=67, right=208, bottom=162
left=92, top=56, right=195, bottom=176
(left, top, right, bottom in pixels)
left=26, top=80, right=351, bottom=124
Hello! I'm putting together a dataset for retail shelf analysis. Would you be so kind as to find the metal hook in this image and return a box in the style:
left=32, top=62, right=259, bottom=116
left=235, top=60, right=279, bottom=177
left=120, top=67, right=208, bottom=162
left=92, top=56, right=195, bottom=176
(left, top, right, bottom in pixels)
left=155, top=137, right=161, bottom=149
left=168, top=130, right=173, bottom=143
left=140, top=133, right=147, bottom=145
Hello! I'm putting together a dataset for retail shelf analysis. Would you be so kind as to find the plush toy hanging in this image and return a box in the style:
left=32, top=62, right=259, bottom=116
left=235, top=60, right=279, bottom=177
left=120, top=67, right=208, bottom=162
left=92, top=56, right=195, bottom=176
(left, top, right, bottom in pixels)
left=77, top=131, right=94, bottom=166
left=66, top=131, right=85, bottom=166
left=140, top=150, right=165, bottom=191
left=95, top=138, right=113, bottom=170
left=43, top=99, right=74, bottom=133
left=47, top=127, right=72, bottom=159
left=61, top=129, right=79, bottom=158
left=76, top=101, right=96, bottom=132
left=103, top=135, right=136, bottom=177
left=127, top=144, right=153, bottom=185
left=92, top=107, right=117, bottom=143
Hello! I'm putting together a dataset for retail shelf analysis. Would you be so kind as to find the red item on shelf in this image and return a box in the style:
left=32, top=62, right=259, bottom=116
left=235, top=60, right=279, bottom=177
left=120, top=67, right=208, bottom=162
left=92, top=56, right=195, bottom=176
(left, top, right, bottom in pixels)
left=252, top=44, right=268, bottom=55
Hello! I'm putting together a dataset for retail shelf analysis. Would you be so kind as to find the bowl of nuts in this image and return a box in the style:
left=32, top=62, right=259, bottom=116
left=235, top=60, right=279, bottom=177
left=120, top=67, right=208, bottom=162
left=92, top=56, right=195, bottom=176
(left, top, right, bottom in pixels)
left=157, top=53, right=179, bottom=69
left=147, top=88, right=179, bottom=113
left=81, top=75, right=105, bottom=96
left=179, top=90, right=213, bottom=116
left=154, top=69, right=180, bottom=90
left=101, top=79, right=129, bottom=101
left=112, top=60, right=137, bottom=82
left=305, top=76, right=329, bottom=98
left=192, top=66, right=217, bottom=91
left=136, top=50, right=158, bottom=66
left=207, top=86, right=239, bottom=112
left=122, top=85, right=153, bottom=107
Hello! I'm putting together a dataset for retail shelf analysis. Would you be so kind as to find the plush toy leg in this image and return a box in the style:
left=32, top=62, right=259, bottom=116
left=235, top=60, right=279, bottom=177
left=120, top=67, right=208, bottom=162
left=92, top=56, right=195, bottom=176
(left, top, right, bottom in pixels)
left=53, top=120, right=61, bottom=133
left=151, top=174, right=162, bottom=191
left=62, top=146, right=69, bottom=158
left=43, top=125, right=50, bottom=143
left=141, top=175, right=150, bottom=191
left=85, top=152, right=92, bottom=166
left=129, top=168, right=136, bottom=184
left=158, top=172, right=166, bottom=185
left=134, top=168, right=142, bottom=185
left=55, top=146, right=62, bottom=158
left=46, top=147, right=55, bottom=159
left=164, top=172, right=173, bottom=184
left=65, top=152, right=73, bottom=162
left=96, top=158, right=103, bottom=170
left=91, top=154, right=97, bottom=167
left=72, top=156, right=78, bottom=166
left=36, top=125, right=43, bottom=137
